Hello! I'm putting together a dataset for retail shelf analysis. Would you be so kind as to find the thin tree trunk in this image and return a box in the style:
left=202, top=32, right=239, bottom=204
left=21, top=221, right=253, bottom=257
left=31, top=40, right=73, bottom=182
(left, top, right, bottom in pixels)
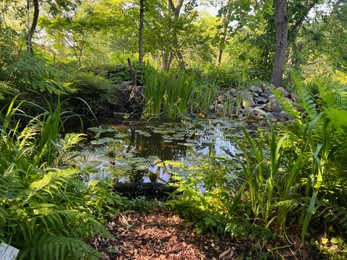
left=271, top=0, right=288, bottom=87
left=216, top=45, right=223, bottom=66
left=161, top=52, right=169, bottom=72
left=26, top=0, right=39, bottom=55
left=168, top=0, right=185, bottom=70
left=139, top=0, right=144, bottom=64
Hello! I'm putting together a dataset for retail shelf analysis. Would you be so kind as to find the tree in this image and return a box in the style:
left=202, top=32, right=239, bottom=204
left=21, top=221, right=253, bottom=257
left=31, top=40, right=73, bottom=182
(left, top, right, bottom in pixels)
left=139, top=0, right=145, bottom=64
left=26, top=0, right=79, bottom=55
left=271, top=0, right=288, bottom=87
left=26, top=0, right=39, bottom=54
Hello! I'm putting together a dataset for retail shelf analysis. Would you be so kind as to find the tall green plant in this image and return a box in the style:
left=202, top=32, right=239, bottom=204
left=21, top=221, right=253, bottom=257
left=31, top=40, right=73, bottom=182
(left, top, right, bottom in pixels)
left=143, top=67, right=166, bottom=118
left=163, top=71, right=195, bottom=118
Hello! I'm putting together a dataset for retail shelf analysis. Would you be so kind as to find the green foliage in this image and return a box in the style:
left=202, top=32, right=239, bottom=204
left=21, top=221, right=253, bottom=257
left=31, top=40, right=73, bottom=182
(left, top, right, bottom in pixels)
left=162, top=71, right=195, bottom=118
left=143, top=67, right=166, bottom=118
left=167, top=156, right=243, bottom=235
left=67, top=71, right=116, bottom=110
left=169, top=75, right=347, bottom=253
left=6, top=54, right=73, bottom=95
left=143, top=67, right=195, bottom=119
left=189, top=77, right=218, bottom=114
left=204, top=64, right=249, bottom=89
left=0, top=97, right=120, bottom=259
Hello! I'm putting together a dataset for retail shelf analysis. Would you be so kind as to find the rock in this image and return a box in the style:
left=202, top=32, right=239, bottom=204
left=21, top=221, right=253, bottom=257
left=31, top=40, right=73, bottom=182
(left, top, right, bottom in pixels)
left=278, top=87, right=289, bottom=97
left=263, top=87, right=272, bottom=98
left=271, top=111, right=289, bottom=121
left=217, top=95, right=225, bottom=103
left=284, top=97, right=295, bottom=106
left=290, top=92, right=297, bottom=102
left=250, top=85, right=262, bottom=93
left=254, top=96, right=268, bottom=104
left=241, top=90, right=256, bottom=108
left=270, top=98, right=282, bottom=112
left=229, top=88, right=238, bottom=95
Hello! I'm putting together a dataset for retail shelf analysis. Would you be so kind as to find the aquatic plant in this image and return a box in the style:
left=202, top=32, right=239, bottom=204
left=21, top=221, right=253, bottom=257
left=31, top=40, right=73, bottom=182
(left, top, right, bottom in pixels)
left=162, top=71, right=195, bottom=118
left=143, top=67, right=196, bottom=119
left=143, top=67, right=166, bottom=118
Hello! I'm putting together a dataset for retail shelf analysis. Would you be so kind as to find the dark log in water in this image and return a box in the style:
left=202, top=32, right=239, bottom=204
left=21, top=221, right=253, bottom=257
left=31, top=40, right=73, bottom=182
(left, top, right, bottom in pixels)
left=114, top=182, right=179, bottom=197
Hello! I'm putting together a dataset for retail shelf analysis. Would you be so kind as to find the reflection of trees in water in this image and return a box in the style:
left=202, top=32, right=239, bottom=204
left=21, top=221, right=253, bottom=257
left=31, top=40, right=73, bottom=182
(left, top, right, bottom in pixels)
left=128, top=131, right=188, bottom=160
left=123, top=121, right=238, bottom=161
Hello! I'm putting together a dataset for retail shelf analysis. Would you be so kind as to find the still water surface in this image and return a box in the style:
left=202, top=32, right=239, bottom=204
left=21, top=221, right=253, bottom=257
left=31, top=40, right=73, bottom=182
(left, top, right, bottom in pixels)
left=72, top=118, right=259, bottom=183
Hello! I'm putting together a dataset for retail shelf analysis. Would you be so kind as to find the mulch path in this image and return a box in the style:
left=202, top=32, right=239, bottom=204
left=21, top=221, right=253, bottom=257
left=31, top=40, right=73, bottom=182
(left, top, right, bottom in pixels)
left=89, top=209, right=235, bottom=260
left=89, top=208, right=324, bottom=259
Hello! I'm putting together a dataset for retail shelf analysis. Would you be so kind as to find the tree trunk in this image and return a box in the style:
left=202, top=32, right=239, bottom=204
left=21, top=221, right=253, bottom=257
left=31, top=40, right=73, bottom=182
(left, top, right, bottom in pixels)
left=161, top=51, right=170, bottom=72
left=271, top=0, right=288, bottom=87
left=139, top=0, right=144, bottom=64
left=26, top=0, right=39, bottom=55
left=168, top=0, right=185, bottom=70
left=216, top=44, right=223, bottom=66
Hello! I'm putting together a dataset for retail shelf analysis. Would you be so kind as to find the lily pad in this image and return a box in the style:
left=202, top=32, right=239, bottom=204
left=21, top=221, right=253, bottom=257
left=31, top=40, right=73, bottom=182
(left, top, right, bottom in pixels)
left=90, top=137, right=118, bottom=145
left=163, top=160, right=185, bottom=168
left=135, top=130, right=152, bottom=137
left=114, top=133, right=128, bottom=139
left=88, top=127, right=119, bottom=134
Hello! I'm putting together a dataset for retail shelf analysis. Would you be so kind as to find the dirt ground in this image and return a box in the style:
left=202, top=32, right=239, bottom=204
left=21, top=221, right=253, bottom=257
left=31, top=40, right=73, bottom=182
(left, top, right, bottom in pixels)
left=88, top=208, right=323, bottom=260
left=89, top=209, right=236, bottom=260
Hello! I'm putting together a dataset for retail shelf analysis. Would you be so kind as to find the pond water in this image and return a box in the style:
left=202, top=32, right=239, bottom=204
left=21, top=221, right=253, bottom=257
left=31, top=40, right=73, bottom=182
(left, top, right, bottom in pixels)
left=71, top=117, right=261, bottom=184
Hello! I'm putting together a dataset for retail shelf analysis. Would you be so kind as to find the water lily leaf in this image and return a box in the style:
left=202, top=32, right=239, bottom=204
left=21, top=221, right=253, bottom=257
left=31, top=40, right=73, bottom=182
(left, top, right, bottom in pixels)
left=163, top=160, right=185, bottom=168
left=178, top=142, right=195, bottom=147
left=152, top=129, right=177, bottom=135
left=135, top=130, right=151, bottom=137
left=90, top=137, right=117, bottom=145
left=162, top=135, right=175, bottom=140
left=135, top=165, right=147, bottom=171
left=114, top=133, right=128, bottom=138
left=147, top=155, right=160, bottom=162
left=88, top=127, right=118, bottom=134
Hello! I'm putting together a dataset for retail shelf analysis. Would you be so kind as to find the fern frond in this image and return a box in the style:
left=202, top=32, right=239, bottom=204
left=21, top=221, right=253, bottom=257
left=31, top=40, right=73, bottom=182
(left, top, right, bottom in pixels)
left=29, top=207, right=112, bottom=239
left=274, top=199, right=300, bottom=211
left=28, top=168, right=80, bottom=201
left=292, top=72, right=318, bottom=121
left=316, top=202, right=347, bottom=234
left=19, top=232, right=103, bottom=260
left=271, top=87, right=301, bottom=124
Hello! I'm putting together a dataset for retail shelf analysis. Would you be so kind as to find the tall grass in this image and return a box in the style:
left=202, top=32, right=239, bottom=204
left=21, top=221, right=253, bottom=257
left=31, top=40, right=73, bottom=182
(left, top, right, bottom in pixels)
left=143, top=67, right=166, bottom=118
left=189, top=79, right=218, bottom=114
left=143, top=68, right=195, bottom=119
left=163, top=71, right=195, bottom=118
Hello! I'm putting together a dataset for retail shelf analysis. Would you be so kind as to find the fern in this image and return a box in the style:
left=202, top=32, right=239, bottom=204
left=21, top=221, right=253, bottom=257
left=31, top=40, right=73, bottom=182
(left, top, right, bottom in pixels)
left=292, top=72, right=318, bottom=121
left=27, top=169, right=80, bottom=201
left=0, top=81, right=14, bottom=100
left=316, top=202, right=347, bottom=234
left=19, top=233, right=102, bottom=260
left=271, top=87, right=301, bottom=124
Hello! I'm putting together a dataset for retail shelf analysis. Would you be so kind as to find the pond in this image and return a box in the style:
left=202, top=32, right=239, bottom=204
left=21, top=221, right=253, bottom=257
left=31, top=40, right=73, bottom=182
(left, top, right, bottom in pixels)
left=71, top=117, right=263, bottom=184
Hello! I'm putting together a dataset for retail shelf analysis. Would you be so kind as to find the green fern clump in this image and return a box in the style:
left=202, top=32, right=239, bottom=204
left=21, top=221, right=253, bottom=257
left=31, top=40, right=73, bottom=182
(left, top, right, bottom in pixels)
left=0, top=97, right=116, bottom=259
